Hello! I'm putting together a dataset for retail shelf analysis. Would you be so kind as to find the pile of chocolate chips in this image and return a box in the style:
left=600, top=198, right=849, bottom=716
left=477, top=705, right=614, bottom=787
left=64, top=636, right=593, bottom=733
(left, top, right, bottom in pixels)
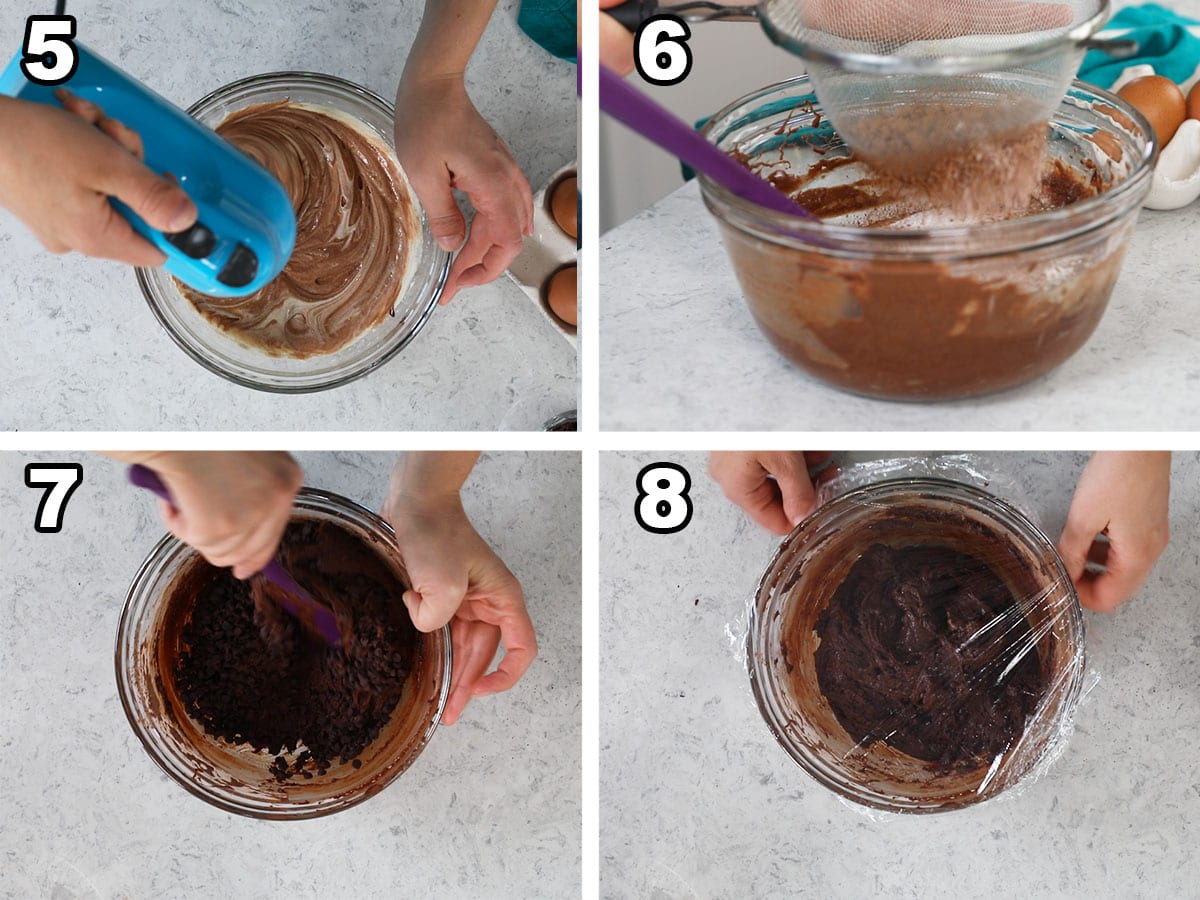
left=173, top=520, right=418, bottom=782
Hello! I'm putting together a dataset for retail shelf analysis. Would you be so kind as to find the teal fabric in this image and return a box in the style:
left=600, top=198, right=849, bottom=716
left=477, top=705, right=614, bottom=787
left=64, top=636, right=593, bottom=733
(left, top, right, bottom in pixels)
left=518, top=0, right=577, bottom=62
left=1080, top=4, right=1200, bottom=88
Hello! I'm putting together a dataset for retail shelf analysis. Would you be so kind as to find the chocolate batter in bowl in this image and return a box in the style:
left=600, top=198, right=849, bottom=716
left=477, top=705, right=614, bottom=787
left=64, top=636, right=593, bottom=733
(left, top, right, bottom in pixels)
left=137, top=73, right=450, bottom=393
left=699, top=76, right=1155, bottom=401
left=749, top=479, right=1085, bottom=813
left=116, top=488, right=451, bottom=819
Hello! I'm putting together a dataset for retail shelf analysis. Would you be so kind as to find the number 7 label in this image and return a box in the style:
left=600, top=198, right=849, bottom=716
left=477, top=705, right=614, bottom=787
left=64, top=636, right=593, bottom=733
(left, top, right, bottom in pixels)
left=25, top=462, right=83, bottom=533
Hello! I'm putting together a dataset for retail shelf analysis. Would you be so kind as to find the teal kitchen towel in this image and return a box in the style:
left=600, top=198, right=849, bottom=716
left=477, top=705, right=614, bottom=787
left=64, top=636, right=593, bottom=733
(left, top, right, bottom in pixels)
left=1080, top=3, right=1200, bottom=88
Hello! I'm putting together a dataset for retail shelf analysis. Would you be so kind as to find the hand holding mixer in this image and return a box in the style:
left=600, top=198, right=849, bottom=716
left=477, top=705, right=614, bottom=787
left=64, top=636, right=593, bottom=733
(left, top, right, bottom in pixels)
left=1, top=38, right=295, bottom=296
left=609, top=1, right=1136, bottom=185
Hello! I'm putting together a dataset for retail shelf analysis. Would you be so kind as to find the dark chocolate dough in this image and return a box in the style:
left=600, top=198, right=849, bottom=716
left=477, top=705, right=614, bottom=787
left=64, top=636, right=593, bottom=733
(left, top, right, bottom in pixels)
left=814, top=543, right=1047, bottom=770
left=173, top=519, right=417, bottom=781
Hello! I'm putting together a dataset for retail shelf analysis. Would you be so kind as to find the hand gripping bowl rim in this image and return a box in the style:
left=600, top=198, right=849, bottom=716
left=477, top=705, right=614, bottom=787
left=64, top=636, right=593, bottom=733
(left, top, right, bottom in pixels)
left=115, top=486, right=453, bottom=820
left=747, top=476, right=1087, bottom=814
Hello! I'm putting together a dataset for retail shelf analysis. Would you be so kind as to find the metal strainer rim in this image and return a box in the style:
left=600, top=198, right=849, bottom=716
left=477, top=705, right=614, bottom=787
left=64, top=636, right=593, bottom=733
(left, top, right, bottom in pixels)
left=760, top=0, right=1110, bottom=75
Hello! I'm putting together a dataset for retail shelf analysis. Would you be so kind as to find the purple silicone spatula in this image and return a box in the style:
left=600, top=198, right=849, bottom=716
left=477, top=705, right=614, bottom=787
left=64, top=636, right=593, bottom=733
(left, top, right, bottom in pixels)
left=599, top=64, right=815, bottom=219
left=128, top=464, right=342, bottom=647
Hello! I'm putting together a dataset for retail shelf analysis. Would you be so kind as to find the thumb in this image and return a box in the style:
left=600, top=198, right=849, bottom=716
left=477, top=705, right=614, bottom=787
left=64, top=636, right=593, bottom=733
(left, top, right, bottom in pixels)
left=416, top=179, right=467, bottom=251
left=402, top=584, right=460, bottom=632
left=98, top=153, right=197, bottom=234
left=778, top=473, right=817, bottom=527
left=767, top=455, right=818, bottom=527
left=1057, top=512, right=1102, bottom=584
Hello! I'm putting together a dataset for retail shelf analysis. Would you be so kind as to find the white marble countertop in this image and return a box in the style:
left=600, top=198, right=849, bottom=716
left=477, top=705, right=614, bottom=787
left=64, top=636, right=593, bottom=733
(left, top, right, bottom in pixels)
left=0, top=450, right=581, bottom=898
left=600, top=450, right=1200, bottom=898
left=0, top=1, right=577, bottom=431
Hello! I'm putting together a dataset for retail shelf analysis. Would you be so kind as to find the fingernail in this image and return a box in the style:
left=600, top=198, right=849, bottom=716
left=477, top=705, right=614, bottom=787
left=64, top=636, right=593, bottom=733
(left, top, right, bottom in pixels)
left=167, top=198, right=196, bottom=233
left=437, top=234, right=463, bottom=251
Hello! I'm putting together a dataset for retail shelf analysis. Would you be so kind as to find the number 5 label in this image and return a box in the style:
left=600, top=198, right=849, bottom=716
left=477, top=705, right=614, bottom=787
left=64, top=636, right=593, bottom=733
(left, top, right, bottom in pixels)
left=25, top=463, right=83, bottom=533
left=21, top=15, right=79, bottom=87
left=635, top=463, right=693, bottom=535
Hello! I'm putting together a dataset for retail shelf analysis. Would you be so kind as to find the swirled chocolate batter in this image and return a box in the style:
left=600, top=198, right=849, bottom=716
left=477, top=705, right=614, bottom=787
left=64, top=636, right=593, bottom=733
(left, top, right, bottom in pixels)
left=172, top=518, right=418, bottom=781
left=814, top=543, right=1047, bottom=770
left=180, top=101, right=416, bottom=358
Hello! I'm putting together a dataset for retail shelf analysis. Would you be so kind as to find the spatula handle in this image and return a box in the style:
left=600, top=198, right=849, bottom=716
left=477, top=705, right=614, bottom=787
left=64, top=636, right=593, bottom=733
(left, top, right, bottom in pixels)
left=126, top=463, right=342, bottom=647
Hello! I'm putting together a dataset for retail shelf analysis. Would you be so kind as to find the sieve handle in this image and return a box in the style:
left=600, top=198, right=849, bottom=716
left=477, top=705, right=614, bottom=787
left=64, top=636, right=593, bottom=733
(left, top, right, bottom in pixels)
left=599, top=64, right=814, bottom=219
left=1081, top=37, right=1139, bottom=59
left=608, top=1, right=757, bottom=30
left=607, top=0, right=660, bottom=30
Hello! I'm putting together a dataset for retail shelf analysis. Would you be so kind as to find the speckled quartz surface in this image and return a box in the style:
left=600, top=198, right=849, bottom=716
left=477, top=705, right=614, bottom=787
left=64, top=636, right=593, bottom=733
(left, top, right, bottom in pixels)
left=0, top=451, right=580, bottom=898
left=0, top=2, right=576, bottom=431
left=600, top=451, right=1200, bottom=898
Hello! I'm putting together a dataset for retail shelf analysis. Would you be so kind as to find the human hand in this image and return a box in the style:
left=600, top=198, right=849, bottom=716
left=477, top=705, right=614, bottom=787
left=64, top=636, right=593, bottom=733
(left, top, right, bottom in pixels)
left=803, top=0, right=1073, bottom=43
left=709, top=451, right=832, bottom=535
left=384, top=489, right=536, bottom=726
left=1057, top=451, right=1171, bottom=613
left=393, top=75, right=532, bottom=304
left=600, top=0, right=635, bottom=75
left=119, top=451, right=302, bottom=579
left=0, top=91, right=197, bottom=266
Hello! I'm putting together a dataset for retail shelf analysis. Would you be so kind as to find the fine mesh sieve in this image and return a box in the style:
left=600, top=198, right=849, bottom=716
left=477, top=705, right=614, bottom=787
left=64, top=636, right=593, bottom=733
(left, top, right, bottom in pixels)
left=757, top=0, right=1116, bottom=168
left=613, top=1, right=1127, bottom=174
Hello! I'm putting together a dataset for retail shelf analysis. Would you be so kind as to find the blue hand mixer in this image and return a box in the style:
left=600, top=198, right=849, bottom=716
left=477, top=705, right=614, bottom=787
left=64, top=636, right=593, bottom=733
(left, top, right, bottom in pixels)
left=1, top=42, right=296, bottom=296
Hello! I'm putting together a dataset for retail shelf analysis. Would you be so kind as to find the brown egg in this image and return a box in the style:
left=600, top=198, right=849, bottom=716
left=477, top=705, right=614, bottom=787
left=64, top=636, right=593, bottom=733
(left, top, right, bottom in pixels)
left=1118, top=75, right=1187, bottom=146
left=549, top=174, right=578, bottom=240
left=543, top=264, right=577, bottom=328
left=1188, top=81, right=1200, bottom=121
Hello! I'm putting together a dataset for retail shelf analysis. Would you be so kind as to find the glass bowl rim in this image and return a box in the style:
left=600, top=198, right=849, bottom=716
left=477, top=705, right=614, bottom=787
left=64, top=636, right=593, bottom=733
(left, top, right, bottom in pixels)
left=748, top=476, right=1086, bottom=813
left=114, top=486, right=453, bottom=820
left=135, top=70, right=450, bottom=394
left=698, top=73, right=1155, bottom=254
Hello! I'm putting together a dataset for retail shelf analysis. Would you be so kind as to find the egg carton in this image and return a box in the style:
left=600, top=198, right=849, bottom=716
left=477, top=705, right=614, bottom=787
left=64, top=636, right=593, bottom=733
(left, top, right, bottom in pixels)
left=506, top=163, right=578, bottom=348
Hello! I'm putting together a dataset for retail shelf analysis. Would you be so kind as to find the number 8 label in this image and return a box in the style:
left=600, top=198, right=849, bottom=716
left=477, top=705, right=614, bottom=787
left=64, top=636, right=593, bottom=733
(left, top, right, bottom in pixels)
left=635, top=463, right=693, bottom=535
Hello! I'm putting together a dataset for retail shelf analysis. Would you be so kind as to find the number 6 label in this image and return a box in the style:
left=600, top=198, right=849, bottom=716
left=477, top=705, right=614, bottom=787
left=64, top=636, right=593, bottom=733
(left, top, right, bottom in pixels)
left=21, top=15, right=79, bottom=87
left=634, top=15, right=693, bottom=86
left=635, top=463, right=693, bottom=535
left=25, top=463, right=83, bottom=533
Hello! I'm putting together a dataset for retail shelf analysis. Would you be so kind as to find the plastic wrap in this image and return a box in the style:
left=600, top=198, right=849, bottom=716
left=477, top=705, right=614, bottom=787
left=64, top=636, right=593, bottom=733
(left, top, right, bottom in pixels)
left=739, top=455, right=1090, bottom=814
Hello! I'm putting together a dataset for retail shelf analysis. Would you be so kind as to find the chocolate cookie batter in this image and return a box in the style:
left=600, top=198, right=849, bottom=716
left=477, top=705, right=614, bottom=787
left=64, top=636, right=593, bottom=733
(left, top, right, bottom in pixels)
left=180, top=101, right=416, bottom=358
left=721, top=139, right=1125, bottom=399
left=814, top=543, right=1047, bottom=770
left=172, top=518, right=418, bottom=781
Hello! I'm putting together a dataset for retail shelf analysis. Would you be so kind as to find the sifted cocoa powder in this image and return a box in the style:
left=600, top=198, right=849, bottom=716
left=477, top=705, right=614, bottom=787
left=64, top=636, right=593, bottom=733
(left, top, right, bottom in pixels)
left=848, top=104, right=1051, bottom=219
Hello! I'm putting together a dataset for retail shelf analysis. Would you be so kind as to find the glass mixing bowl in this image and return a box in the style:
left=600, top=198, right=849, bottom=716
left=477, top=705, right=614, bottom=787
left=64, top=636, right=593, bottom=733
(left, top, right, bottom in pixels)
left=116, top=488, right=452, bottom=820
left=137, top=72, right=450, bottom=392
left=749, top=478, right=1085, bottom=813
left=699, top=75, right=1155, bottom=401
